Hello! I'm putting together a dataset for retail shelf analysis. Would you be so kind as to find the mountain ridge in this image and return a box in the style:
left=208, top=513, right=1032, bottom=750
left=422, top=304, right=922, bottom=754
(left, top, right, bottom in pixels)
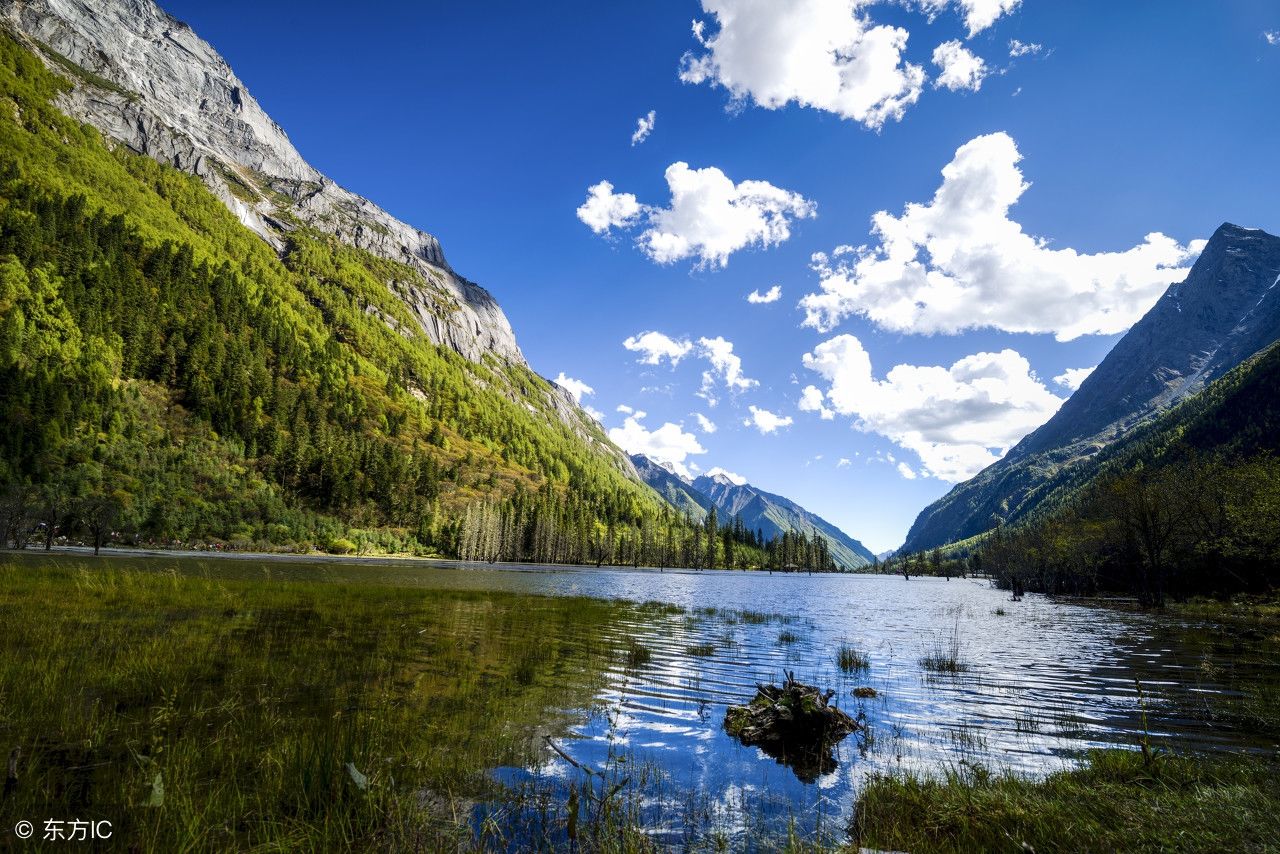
left=902, top=222, right=1280, bottom=553
left=630, top=454, right=876, bottom=570
left=0, top=0, right=524, bottom=366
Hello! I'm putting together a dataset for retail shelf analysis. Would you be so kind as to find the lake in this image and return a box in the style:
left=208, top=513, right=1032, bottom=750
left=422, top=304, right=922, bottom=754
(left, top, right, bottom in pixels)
left=12, top=550, right=1276, bottom=848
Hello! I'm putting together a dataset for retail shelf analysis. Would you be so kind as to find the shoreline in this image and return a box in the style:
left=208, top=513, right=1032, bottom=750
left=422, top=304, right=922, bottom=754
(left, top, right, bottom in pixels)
left=10, top=543, right=876, bottom=578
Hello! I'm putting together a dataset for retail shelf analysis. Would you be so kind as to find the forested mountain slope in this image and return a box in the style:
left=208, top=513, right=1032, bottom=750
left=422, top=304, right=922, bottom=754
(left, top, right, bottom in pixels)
left=0, top=27, right=686, bottom=556
left=1, top=0, right=522, bottom=364
left=973, top=339, right=1280, bottom=600
left=904, top=223, right=1280, bottom=553
left=629, top=454, right=875, bottom=571
left=629, top=455, right=714, bottom=523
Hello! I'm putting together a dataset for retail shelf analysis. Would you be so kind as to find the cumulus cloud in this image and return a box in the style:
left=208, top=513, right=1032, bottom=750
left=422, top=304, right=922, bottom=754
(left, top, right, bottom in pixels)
left=608, top=411, right=707, bottom=478
left=698, top=336, right=758, bottom=394
left=623, top=331, right=694, bottom=365
left=798, top=385, right=836, bottom=420
left=802, top=334, right=1065, bottom=481
left=693, top=412, right=718, bottom=433
left=897, top=461, right=918, bottom=479
left=919, top=0, right=1021, bottom=37
left=837, top=457, right=852, bottom=468
left=743, top=405, right=794, bottom=434
left=747, top=284, right=783, bottom=304
left=1053, top=365, right=1096, bottom=392
left=576, top=181, right=642, bottom=234
left=631, top=109, right=656, bottom=145
left=553, top=372, right=595, bottom=403
left=932, top=40, right=988, bottom=91
left=1008, top=39, right=1043, bottom=57
left=679, top=0, right=926, bottom=130
left=799, top=132, right=1205, bottom=341
left=1265, top=31, right=1280, bottom=46
left=706, top=466, right=747, bottom=485
left=581, top=163, right=815, bottom=268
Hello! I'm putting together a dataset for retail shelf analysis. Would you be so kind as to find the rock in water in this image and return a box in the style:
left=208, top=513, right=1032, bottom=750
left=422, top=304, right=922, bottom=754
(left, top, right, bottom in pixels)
left=724, top=671, right=859, bottom=782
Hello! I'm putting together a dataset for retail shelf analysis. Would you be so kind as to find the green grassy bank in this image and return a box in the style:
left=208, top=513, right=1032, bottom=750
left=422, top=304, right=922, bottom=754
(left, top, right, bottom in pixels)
left=851, top=595, right=1280, bottom=853
left=0, top=558, right=631, bottom=850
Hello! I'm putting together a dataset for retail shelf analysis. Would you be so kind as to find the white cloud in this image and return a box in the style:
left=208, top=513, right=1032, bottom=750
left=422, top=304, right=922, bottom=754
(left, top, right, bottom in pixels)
left=631, top=109, right=657, bottom=145
left=837, top=457, right=852, bottom=468
left=747, top=284, right=783, bottom=304
left=609, top=411, right=707, bottom=479
left=802, top=334, right=1065, bottom=482
left=679, top=0, right=926, bottom=130
left=692, top=412, right=718, bottom=433
left=698, top=336, right=758, bottom=393
left=800, top=132, right=1205, bottom=342
left=582, top=163, right=815, bottom=268
left=1008, top=39, right=1042, bottom=57
left=553, top=372, right=595, bottom=403
left=1265, top=31, right=1280, bottom=46
left=919, top=0, right=1021, bottom=37
left=743, top=405, right=794, bottom=434
left=576, top=181, right=642, bottom=234
left=1053, top=365, right=1096, bottom=392
left=583, top=405, right=604, bottom=421
left=623, top=331, right=694, bottom=365
left=706, top=466, right=748, bottom=485
left=616, top=403, right=635, bottom=414
left=798, top=384, right=836, bottom=420
left=897, top=461, right=918, bottom=479
left=932, top=40, right=988, bottom=91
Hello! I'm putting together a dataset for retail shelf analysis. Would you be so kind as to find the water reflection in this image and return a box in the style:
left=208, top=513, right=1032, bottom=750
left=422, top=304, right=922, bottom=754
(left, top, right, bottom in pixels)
left=46, top=551, right=1278, bottom=846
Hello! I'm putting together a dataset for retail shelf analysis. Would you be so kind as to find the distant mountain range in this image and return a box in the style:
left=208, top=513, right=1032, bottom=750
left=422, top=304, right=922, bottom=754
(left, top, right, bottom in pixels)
left=630, top=455, right=876, bottom=570
left=902, top=223, right=1280, bottom=553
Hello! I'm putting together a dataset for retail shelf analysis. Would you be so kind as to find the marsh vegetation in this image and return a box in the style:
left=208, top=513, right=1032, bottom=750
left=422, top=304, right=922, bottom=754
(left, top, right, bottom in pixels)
left=0, top=553, right=1275, bottom=851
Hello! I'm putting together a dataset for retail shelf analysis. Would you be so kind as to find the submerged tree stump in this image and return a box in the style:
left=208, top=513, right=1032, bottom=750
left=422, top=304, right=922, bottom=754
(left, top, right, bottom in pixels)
left=724, top=671, right=859, bottom=782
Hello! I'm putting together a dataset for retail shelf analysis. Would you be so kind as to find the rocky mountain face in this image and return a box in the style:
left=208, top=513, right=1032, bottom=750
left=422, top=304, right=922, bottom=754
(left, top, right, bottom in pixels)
left=630, top=455, right=875, bottom=570
left=0, top=0, right=521, bottom=365
left=902, top=223, right=1280, bottom=553
left=629, top=455, right=714, bottom=522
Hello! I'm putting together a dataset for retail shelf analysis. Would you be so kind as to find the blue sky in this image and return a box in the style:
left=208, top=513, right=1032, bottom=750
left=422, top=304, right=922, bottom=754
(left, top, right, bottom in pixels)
left=161, top=0, right=1280, bottom=552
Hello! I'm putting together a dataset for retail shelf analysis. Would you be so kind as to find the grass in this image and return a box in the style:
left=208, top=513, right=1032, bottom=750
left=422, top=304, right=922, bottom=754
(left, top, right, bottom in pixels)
left=0, top=559, right=632, bottom=850
left=684, top=643, right=716, bottom=657
left=854, top=593, right=1280, bottom=853
left=852, top=749, right=1280, bottom=853
left=919, top=628, right=971, bottom=674
left=836, top=643, right=870, bottom=673
left=777, top=630, right=800, bottom=644
left=624, top=639, right=653, bottom=668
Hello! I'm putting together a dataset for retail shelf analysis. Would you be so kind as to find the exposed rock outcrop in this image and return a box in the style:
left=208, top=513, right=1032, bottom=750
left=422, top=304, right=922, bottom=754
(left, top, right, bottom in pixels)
left=1, top=0, right=522, bottom=365
left=903, top=223, right=1280, bottom=553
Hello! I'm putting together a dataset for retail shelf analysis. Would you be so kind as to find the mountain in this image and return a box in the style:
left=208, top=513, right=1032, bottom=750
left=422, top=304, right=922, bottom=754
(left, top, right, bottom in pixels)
left=973, top=337, right=1280, bottom=598
left=1, top=0, right=519, bottom=365
left=0, top=1, right=693, bottom=556
left=629, top=455, right=876, bottom=570
left=628, top=455, right=713, bottom=522
left=903, top=223, right=1280, bottom=553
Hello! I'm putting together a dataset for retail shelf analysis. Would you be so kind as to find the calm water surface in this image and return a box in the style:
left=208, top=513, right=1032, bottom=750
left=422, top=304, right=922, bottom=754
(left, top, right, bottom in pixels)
left=54, top=551, right=1278, bottom=846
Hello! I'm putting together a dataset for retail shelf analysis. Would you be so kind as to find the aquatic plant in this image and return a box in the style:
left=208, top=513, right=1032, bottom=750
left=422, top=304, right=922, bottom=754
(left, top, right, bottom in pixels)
left=919, top=626, right=971, bottom=673
left=837, top=643, right=871, bottom=673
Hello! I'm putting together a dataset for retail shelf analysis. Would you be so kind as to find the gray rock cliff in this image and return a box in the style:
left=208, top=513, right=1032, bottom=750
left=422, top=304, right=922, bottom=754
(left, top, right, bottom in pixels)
left=0, top=0, right=522, bottom=364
